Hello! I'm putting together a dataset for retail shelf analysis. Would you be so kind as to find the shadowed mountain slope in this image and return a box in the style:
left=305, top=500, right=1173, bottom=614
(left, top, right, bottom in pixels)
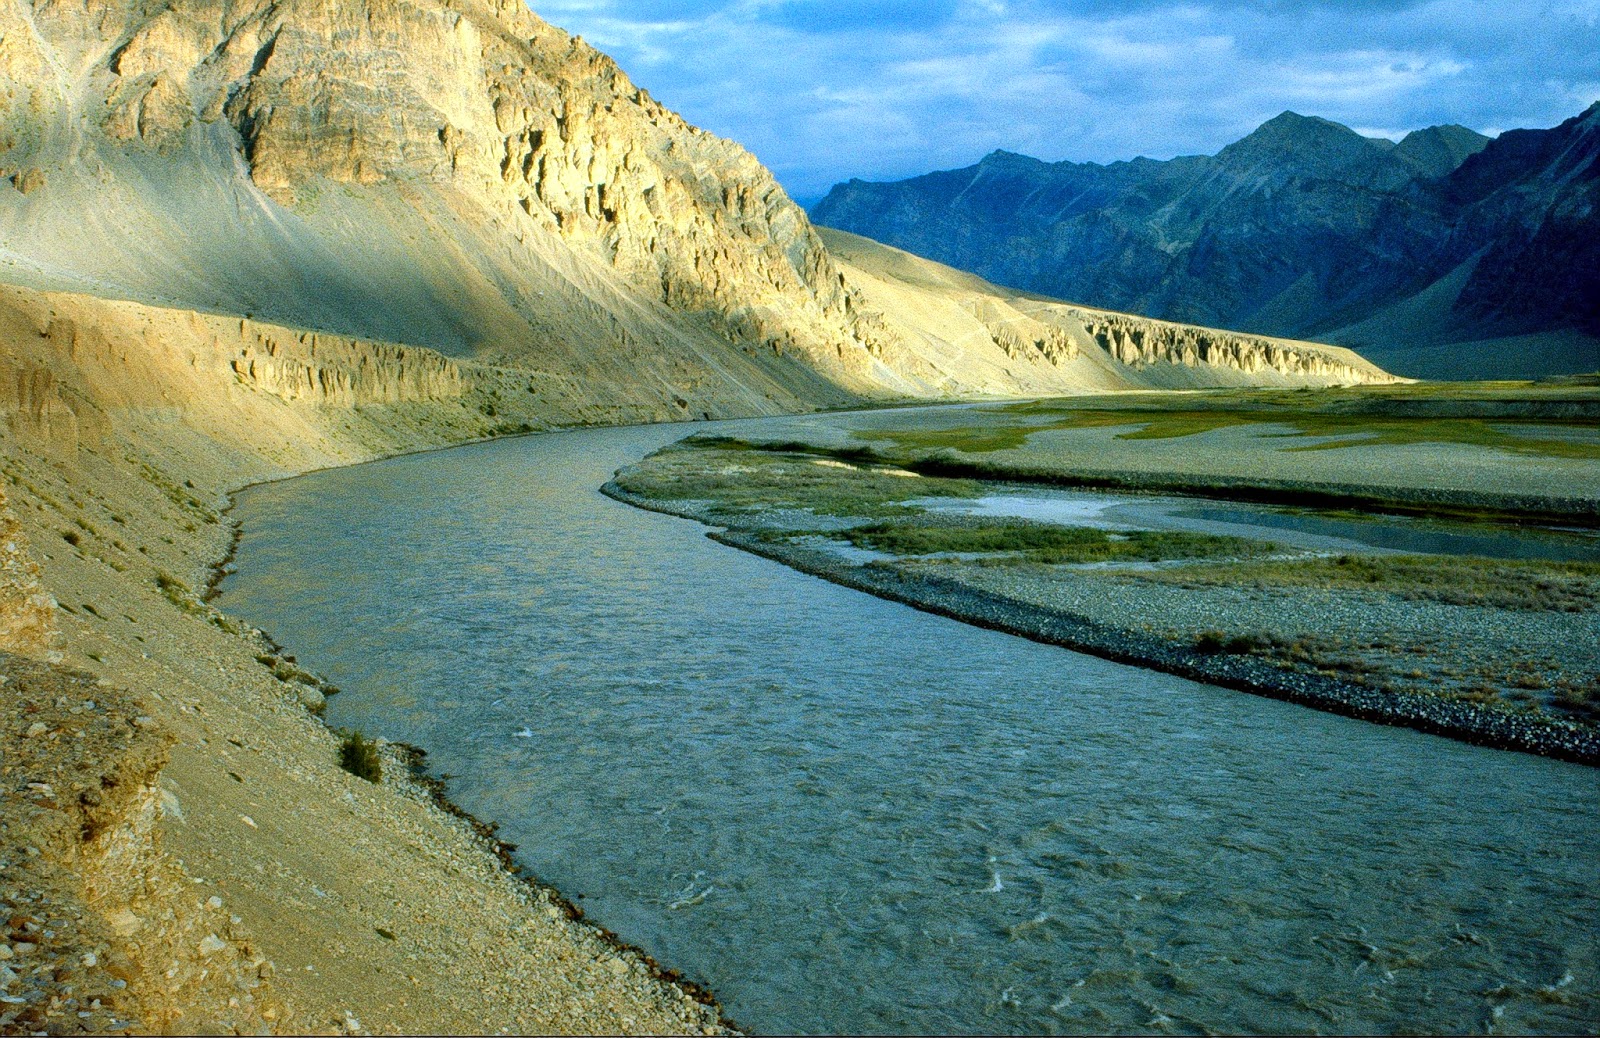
left=814, top=107, right=1600, bottom=379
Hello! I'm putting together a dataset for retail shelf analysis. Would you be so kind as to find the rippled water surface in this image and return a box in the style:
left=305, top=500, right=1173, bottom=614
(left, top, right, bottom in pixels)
left=222, top=422, right=1599, bottom=1035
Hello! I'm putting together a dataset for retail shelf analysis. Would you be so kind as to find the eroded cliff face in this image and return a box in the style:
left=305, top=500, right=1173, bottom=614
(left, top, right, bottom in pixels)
left=0, top=0, right=922, bottom=395
left=0, top=0, right=1395, bottom=403
left=210, top=0, right=870, bottom=372
left=821, top=228, right=1399, bottom=392
left=229, top=326, right=466, bottom=405
left=1076, top=310, right=1384, bottom=385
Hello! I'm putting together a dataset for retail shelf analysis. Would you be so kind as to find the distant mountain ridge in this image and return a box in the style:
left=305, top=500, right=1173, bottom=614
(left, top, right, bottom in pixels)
left=812, top=106, right=1600, bottom=378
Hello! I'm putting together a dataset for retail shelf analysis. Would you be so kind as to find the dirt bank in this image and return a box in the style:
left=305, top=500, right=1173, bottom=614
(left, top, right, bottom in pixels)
left=0, top=282, right=739, bottom=1033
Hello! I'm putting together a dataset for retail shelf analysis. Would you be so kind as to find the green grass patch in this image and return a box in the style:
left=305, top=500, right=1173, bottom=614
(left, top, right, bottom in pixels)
left=1275, top=417, right=1600, bottom=459
left=848, top=425, right=1044, bottom=453
left=1144, top=553, right=1600, bottom=611
left=856, top=396, right=1600, bottom=460
left=857, top=409, right=1593, bottom=457
left=612, top=439, right=982, bottom=517
left=339, top=731, right=382, bottom=783
left=840, top=520, right=1265, bottom=565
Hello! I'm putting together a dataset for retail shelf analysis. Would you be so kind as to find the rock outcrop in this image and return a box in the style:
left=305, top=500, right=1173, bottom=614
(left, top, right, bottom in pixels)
left=1076, top=311, right=1382, bottom=384
left=0, top=488, right=55, bottom=657
left=822, top=229, right=1395, bottom=393
left=0, top=655, right=288, bottom=1033
left=229, top=327, right=466, bottom=406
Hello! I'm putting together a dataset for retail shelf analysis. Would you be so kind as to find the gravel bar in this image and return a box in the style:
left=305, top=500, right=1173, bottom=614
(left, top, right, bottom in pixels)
left=603, top=482, right=1600, bottom=768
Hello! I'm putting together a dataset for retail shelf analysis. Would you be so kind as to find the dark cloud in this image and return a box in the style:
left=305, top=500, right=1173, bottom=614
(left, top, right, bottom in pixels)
left=533, top=0, right=1600, bottom=199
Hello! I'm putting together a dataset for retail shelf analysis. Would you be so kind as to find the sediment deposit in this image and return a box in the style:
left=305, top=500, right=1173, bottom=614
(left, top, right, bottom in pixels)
left=820, top=229, right=1398, bottom=393
left=603, top=438, right=1600, bottom=766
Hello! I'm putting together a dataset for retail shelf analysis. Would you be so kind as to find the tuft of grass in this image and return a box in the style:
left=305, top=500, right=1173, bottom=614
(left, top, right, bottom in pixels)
left=1553, top=677, right=1600, bottom=718
left=155, top=572, right=204, bottom=614
left=613, top=441, right=981, bottom=518
left=1142, top=554, right=1600, bottom=612
left=157, top=571, right=250, bottom=634
left=838, top=520, right=1266, bottom=565
left=1195, top=631, right=1264, bottom=654
left=339, top=731, right=382, bottom=783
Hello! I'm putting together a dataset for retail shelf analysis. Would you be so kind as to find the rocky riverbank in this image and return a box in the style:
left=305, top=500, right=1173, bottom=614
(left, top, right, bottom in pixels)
left=718, top=529, right=1600, bottom=766
left=0, top=280, right=752, bottom=1033
left=601, top=432, right=1600, bottom=767
left=0, top=463, right=738, bottom=1035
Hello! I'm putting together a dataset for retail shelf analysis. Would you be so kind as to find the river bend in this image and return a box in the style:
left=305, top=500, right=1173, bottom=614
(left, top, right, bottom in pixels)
left=221, top=422, right=1599, bottom=1035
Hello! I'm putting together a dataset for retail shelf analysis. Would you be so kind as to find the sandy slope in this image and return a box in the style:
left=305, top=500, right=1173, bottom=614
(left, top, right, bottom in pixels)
left=823, top=229, right=1398, bottom=391
left=0, top=282, right=736, bottom=1033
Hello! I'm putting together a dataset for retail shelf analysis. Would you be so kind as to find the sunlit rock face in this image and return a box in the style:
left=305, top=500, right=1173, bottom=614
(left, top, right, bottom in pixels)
left=0, top=0, right=1397, bottom=404
left=0, top=487, right=56, bottom=658
left=0, top=0, right=908, bottom=398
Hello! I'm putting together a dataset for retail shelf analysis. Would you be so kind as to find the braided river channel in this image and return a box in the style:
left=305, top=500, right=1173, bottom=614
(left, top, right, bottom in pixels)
left=220, top=420, right=1598, bottom=1035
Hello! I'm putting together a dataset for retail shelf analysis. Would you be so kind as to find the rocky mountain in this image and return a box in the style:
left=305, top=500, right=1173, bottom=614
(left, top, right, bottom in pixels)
left=0, top=0, right=1389, bottom=418
left=823, top=229, right=1388, bottom=394
left=813, top=106, right=1600, bottom=379
left=0, top=0, right=898, bottom=405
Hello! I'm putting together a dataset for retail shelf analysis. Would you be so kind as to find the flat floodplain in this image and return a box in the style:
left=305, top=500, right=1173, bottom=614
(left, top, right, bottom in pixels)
left=219, top=397, right=1600, bottom=1035
left=772, top=381, right=1600, bottom=511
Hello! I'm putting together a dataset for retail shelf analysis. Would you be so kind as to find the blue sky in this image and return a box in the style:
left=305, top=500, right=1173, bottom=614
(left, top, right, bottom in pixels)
left=532, top=0, right=1600, bottom=201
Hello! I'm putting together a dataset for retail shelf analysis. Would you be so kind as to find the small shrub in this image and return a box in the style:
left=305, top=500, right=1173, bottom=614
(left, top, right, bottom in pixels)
left=339, top=731, right=382, bottom=783
left=155, top=572, right=206, bottom=616
left=155, top=572, right=187, bottom=595
left=1554, top=679, right=1600, bottom=718
left=1194, top=631, right=1265, bottom=655
left=61, top=530, right=80, bottom=546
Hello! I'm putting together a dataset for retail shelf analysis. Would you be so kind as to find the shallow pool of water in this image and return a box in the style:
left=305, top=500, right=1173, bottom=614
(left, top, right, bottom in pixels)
left=221, top=422, right=1599, bottom=1035
left=933, top=488, right=1600, bottom=561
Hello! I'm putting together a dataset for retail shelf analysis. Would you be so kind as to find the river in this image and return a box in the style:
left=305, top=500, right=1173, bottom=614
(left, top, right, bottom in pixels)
left=220, top=420, right=1599, bottom=1035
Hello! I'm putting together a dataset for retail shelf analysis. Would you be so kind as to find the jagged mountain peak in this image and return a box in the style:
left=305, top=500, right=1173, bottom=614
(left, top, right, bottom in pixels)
left=977, top=149, right=1052, bottom=170
left=1392, top=124, right=1491, bottom=178
left=1216, top=111, right=1394, bottom=176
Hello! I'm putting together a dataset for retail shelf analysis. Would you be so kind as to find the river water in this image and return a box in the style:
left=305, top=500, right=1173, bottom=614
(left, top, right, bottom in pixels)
left=221, top=422, right=1599, bottom=1035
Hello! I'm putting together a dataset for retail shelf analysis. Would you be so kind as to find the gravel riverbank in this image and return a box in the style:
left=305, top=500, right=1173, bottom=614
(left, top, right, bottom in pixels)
left=604, top=482, right=1600, bottom=767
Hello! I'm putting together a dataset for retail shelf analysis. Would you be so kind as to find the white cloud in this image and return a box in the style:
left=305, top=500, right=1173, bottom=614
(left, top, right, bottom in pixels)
left=525, top=0, right=1600, bottom=198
